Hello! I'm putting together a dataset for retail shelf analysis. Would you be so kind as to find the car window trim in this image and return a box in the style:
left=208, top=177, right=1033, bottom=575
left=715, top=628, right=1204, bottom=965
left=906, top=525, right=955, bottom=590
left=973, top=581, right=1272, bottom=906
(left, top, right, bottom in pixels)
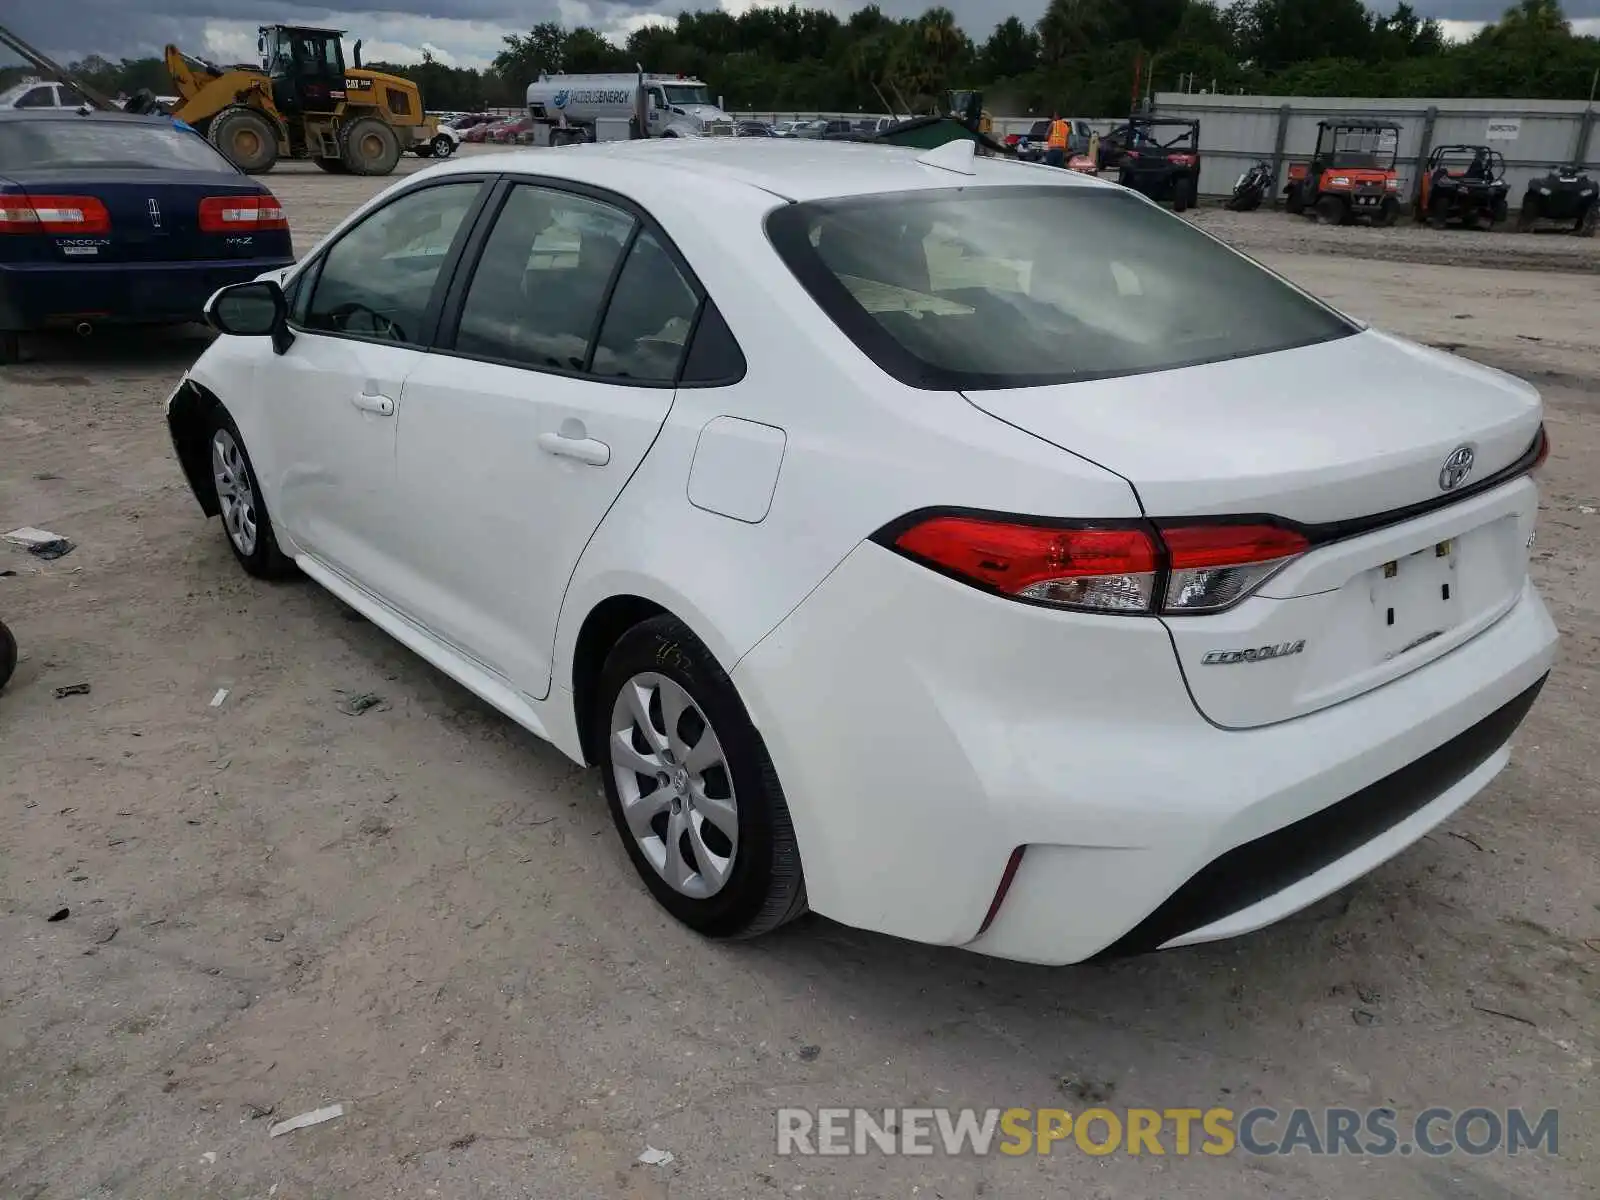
left=429, top=171, right=728, bottom=390
left=289, top=173, right=496, bottom=351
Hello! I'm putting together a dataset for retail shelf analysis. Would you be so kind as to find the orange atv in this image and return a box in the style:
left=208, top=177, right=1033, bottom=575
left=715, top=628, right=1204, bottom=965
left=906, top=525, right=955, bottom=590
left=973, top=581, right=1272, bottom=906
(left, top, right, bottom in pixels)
left=1285, top=119, right=1403, bottom=227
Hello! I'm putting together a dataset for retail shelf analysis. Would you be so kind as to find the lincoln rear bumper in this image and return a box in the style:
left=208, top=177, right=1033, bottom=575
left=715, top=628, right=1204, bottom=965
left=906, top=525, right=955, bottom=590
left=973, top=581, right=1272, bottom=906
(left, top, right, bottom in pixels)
left=0, top=256, right=293, bottom=332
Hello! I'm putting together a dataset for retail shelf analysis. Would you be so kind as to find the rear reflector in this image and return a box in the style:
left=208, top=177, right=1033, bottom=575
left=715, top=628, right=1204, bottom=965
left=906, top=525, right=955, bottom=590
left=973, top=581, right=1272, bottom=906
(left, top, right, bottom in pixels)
left=199, top=195, right=288, bottom=232
left=0, top=194, right=111, bottom=235
left=886, top=514, right=1308, bottom=616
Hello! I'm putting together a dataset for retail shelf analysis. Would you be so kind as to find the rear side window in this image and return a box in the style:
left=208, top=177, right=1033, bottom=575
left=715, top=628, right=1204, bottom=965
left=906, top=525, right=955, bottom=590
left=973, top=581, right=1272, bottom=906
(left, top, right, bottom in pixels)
left=0, top=119, right=237, bottom=172
left=590, top=230, right=699, bottom=383
left=454, top=184, right=634, bottom=371
left=765, top=185, right=1356, bottom=391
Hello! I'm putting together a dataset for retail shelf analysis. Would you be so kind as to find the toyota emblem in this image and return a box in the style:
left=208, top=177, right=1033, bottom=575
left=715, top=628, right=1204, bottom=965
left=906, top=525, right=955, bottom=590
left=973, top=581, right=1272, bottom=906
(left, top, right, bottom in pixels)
left=1439, top=445, right=1475, bottom=491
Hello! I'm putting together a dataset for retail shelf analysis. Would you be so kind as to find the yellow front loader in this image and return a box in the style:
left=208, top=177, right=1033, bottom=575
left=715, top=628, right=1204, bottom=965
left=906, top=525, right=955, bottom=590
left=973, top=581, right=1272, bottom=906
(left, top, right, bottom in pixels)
left=164, top=25, right=442, bottom=175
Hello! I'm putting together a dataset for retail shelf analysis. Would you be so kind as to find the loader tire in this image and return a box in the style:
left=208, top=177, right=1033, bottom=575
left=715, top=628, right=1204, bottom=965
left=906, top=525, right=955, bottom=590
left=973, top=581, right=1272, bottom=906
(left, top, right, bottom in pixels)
left=315, top=158, right=349, bottom=174
left=208, top=106, right=279, bottom=175
left=339, top=117, right=403, bottom=176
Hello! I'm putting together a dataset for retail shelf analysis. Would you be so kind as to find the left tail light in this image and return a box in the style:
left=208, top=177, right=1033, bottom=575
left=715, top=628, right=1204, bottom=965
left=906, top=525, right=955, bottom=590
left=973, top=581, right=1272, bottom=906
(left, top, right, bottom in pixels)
left=199, top=194, right=288, bottom=233
left=881, top=513, right=1309, bottom=617
left=0, top=194, right=111, bottom=235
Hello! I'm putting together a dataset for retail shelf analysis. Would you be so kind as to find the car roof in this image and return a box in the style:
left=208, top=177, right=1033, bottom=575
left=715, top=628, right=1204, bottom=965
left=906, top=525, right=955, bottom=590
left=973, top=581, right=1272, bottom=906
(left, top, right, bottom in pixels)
left=432, top=138, right=1109, bottom=203
left=0, top=108, right=180, bottom=127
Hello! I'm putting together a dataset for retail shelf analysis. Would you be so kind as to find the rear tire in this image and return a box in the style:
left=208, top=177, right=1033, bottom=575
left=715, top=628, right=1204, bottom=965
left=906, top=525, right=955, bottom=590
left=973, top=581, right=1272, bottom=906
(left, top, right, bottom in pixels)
left=314, top=157, right=348, bottom=174
left=1173, top=178, right=1194, bottom=213
left=1314, top=194, right=1346, bottom=225
left=594, top=615, right=807, bottom=940
left=1285, top=189, right=1306, bottom=216
left=1377, top=198, right=1400, bottom=227
left=1578, top=204, right=1597, bottom=238
left=0, top=330, right=19, bottom=366
left=339, top=116, right=403, bottom=176
left=1517, top=196, right=1540, bottom=232
left=208, top=106, right=279, bottom=174
left=430, top=133, right=455, bottom=158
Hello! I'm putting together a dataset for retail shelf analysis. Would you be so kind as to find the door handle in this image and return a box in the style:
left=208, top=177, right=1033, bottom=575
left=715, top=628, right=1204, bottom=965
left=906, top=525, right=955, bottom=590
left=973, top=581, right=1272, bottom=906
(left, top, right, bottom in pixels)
left=538, top=430, right=611, bottom=466
left=351, top=391, right=395, bottom=416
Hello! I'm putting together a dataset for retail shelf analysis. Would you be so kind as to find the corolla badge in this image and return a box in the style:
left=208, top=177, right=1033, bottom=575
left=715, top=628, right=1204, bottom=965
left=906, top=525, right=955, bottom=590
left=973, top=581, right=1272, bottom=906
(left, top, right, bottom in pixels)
left=1439, top=445, right=1475, bottom=491
left=1201, top=640, right=1306, bottom=666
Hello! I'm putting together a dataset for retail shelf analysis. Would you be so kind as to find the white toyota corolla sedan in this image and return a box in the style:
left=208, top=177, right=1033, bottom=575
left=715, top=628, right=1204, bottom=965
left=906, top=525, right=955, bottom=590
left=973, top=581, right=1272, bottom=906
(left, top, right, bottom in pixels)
left=166, top=138, right=1556, bottom=965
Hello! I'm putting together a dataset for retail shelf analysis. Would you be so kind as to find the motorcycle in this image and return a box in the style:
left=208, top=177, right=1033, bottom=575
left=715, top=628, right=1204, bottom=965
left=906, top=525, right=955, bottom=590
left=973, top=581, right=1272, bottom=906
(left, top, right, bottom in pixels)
left=1227, top=160, right=1273, bottom=212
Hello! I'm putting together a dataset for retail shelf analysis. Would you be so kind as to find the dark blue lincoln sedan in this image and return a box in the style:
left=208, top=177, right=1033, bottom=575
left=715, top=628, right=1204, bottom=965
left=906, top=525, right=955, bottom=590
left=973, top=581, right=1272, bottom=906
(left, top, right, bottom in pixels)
left=0, top=109, right=295, bottom=363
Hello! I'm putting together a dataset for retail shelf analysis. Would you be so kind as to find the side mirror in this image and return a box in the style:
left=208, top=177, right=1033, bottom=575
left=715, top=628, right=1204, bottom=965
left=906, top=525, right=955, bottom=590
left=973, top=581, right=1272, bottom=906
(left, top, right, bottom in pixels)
left=205, top=279, right=294, bottom=354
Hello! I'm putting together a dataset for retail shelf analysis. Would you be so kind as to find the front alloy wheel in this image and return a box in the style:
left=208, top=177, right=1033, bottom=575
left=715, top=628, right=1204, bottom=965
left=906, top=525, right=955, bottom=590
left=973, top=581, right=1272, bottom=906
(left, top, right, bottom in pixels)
left=212, top=427, right=258, bottom=558
left=610, top=673, right=738, bottom=899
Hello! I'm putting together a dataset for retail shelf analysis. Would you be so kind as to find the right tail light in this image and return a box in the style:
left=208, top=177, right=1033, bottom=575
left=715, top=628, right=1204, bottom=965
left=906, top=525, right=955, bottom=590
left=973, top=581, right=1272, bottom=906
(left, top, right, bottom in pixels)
left=881, top=514, right=1308, bottom=617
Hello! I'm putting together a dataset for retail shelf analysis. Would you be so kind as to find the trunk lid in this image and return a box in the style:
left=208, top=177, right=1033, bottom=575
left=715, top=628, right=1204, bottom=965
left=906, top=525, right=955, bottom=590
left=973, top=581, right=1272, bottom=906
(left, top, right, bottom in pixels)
left=11, top=169, right=282, bottom=265
left=963, top=330, right=1543, bottom=728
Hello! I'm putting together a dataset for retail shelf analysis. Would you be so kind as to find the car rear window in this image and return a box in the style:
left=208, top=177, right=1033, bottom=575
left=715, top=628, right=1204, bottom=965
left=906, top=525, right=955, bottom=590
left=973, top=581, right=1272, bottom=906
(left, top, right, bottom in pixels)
left=0, top=120, right=238, bottom=173
left=765, top=185, right=1356, bottom=391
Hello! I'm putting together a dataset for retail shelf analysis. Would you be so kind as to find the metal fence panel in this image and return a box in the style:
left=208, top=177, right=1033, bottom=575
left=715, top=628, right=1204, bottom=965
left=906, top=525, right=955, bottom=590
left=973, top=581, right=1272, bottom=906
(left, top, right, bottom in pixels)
left=1149, top=93, right=1596, bottom=204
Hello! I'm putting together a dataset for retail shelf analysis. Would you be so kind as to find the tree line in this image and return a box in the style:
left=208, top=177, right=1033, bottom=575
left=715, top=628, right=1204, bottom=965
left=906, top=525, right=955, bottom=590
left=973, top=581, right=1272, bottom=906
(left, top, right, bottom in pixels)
left=4, top=0, right=1597, bottom=118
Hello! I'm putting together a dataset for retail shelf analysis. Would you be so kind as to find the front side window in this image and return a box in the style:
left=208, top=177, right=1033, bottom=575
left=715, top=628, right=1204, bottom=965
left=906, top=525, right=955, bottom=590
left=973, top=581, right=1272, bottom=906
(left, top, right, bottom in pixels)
left=16, top=86, right=57, bottom=109
left=766, top=185, right=1356, bottom=391
left=304, top=181, right=480, bottom=344
left=454, top=184, right=633, bottom=371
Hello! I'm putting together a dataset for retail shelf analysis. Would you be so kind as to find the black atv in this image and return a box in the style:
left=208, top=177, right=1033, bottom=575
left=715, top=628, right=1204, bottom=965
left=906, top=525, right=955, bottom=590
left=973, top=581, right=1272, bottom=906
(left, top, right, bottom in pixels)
left=1416, top=145, right=1509, bottom=229
left=1518, top=165, right=1598, bottom=236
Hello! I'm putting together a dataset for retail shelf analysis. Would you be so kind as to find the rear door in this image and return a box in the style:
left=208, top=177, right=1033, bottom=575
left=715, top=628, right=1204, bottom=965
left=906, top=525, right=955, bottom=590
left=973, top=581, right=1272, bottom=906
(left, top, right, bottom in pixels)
left=392, top=179, right=700, bottom=698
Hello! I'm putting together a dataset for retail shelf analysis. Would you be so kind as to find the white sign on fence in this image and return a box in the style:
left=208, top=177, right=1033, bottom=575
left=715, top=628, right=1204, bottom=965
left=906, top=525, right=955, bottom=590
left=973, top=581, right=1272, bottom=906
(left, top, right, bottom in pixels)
left=1485, top=118, right=1521, bottom=142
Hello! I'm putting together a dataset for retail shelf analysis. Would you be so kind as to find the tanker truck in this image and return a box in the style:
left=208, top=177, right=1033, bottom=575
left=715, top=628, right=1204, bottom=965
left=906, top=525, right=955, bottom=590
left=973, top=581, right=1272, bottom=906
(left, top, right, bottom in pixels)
left=525, top=69, right=736, bottom=145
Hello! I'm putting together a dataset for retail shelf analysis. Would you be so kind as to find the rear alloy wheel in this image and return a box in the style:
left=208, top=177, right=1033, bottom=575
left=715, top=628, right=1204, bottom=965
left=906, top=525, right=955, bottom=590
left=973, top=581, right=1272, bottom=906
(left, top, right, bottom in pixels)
left=1314, top=194, right=1346, bottom=225
left=208, top=106, right=279, bottom=174
left=209, top=410, right=294, bottom=579
left=430, top=134, right=456, bottom=158
left=339, top=116, right=403, bottom=176
left=596, top=616, right=806, bottom=939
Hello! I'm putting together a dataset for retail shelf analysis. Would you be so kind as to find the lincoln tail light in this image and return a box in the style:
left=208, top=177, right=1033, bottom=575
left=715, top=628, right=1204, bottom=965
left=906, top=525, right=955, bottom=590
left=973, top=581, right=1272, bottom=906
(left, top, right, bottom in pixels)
left=0, top=194, right=111, bottom=235
left=883, top=514, right=1309, bottom=617
left=1533, top=425, right=1550, bottom=471
left=198, top=194, right=288, bottom=233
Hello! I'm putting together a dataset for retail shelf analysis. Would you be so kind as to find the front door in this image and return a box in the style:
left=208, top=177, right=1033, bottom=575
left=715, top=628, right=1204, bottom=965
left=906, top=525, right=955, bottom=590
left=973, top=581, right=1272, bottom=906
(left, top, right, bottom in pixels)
left=392, top=181, right=701, bottom=696
left=263, top=177, right=487, bottom=596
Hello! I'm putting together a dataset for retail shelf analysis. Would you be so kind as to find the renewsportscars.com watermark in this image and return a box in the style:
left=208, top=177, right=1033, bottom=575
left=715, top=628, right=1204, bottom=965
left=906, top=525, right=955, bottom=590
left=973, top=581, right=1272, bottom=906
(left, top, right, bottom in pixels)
left=776, top=1107, right=1559, bottom=1158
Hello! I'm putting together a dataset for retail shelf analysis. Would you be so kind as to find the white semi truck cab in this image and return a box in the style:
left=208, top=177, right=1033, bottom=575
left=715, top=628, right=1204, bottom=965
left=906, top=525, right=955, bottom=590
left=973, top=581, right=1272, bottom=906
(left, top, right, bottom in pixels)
left=526, top=70, right=735, bottom=143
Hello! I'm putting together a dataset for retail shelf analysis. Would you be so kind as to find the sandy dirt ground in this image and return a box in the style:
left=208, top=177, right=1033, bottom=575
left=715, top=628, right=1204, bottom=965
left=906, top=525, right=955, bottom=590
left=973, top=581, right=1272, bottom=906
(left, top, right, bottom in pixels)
left=1, top=150, right=1596, bottom=1199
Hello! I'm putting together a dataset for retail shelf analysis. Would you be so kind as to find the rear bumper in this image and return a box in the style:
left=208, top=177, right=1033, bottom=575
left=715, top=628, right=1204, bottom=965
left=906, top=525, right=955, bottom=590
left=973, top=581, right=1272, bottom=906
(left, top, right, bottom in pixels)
left=0, top=257, right=294, bottom=332
left=731, top=543, right=1557, bottom=964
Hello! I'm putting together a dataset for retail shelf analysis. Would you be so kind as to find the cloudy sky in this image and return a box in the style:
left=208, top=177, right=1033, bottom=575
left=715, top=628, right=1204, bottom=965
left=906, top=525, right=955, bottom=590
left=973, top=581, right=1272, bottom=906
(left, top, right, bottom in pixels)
left=9, top=0, right=1600, bottom=72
